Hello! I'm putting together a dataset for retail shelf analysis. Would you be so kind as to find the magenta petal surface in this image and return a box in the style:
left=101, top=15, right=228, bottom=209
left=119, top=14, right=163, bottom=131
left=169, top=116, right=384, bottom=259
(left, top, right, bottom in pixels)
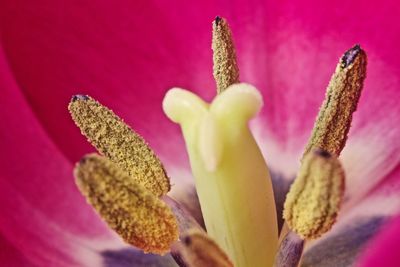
left=356, top=215, right=400, bottom=267
left=0, top=42, right=180, bottom=266
left=0, top=234, right=37, bottom=267
left=0, top=45, right=132, bottom=266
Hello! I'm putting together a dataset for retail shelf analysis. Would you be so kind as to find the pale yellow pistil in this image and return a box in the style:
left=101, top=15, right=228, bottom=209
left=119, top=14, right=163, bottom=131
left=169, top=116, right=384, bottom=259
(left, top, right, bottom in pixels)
left=163, top=83, right=278, bottom=267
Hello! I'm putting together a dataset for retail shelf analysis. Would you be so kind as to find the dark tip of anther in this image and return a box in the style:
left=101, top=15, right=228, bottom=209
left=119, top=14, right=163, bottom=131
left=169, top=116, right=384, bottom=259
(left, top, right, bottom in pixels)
left=215, top=16, right=222, bottom=25
left=79, top=156, right=89, bottom=165
left=183, top=236, right=192, bottom=246
left=71, top=94, right=89, bottom=102
left=314, top=149, right=332, bottom=158
left=341, top=44, right=361, bottom=68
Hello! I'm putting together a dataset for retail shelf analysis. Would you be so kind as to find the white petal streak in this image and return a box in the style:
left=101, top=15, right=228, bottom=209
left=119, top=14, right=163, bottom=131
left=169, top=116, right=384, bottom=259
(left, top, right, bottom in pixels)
left=342, top=122, right=400, bottom=207
left=251, top=119, right=302, bottom=180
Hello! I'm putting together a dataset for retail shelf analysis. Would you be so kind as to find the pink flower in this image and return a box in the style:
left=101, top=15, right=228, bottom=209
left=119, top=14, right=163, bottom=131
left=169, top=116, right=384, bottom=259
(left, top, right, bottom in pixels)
left=0, top=0, right=399, bottom=266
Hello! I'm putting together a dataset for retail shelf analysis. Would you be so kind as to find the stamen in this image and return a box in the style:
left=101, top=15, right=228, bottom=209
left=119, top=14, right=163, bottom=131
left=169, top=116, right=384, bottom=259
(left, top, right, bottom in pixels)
left=212, top=16, right=240, bottom=93
left=273, top=231, right=304, bottom=267
left=162, top=196, right=203, bottom=236
left=303, top=45, right=367, bottom=157
left=74, top=154, right=178, bottom=254
left=178, top=230, right=233, bottom=267
left=69, top=95, right=170, bottom=197
left=283, top=149, right=345, bottom=239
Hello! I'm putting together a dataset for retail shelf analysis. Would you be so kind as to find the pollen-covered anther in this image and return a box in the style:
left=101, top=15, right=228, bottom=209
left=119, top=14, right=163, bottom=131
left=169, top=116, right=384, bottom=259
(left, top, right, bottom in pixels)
left=179, top=229, right=233, bottom=267
left=212, top=16, right=240, bottom=93
left=283, top=149, right=345, bottom=239
left=74, top=154, right=178, bottom=254
left=303, top=45, right=367, bottom=157
left=68, top=95, right=170, bottom=197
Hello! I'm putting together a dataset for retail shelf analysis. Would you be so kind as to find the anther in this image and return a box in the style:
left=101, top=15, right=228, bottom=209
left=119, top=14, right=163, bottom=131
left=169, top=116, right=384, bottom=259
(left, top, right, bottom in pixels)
left=303, top=45, right=367, bottom=157
left=74, top=154, right=178, bottom=254
left=69, top=95, right=170, bottom=196
left=283, top=149, right=345, bottom=239
left=212, top=17, right=240, bottom=93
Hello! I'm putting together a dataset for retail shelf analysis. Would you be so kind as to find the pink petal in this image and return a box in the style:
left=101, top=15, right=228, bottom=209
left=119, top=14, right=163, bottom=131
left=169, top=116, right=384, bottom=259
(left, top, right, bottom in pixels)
left=0, top=44, right=106, bottom=265
left=0, top=45, right=157, bottom=266
left=0, top=234, right=37, bottom=267
left=356, top=215, right=400, bottom=267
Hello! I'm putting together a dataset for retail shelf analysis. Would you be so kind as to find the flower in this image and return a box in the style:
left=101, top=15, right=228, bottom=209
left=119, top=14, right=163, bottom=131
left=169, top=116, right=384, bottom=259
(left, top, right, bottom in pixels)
left=1, top=0, right=400, bottom=266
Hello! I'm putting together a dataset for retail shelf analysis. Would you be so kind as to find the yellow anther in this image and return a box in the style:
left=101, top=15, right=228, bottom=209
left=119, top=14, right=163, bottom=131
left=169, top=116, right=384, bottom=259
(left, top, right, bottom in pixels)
left=74, top=154, right=178, bottom=254
left=69, top=95, right=170, bottom=196
left=304, top=45, right=367, bottom=157
left=212, top=16, right=240, bottom=93
left=283, top=149, right=345, bottom=239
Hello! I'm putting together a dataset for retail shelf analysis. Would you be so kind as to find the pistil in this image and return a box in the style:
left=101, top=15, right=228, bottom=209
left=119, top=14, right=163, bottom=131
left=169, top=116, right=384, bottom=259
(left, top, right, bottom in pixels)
left=163, top=83, right=278, bottom=267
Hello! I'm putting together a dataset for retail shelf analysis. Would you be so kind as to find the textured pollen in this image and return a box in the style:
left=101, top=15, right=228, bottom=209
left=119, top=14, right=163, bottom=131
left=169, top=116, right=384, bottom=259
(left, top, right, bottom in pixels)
left=180, top=230, right=233, bottom=267
left=68, top=95, right=170, bottom=197
left=74, top=154, right=178, bottom=254
left=303, top=45, right=367, bottom=157
left=283, top=149, right=345, bottom=239
left=212, top=16, right=240, bottom=93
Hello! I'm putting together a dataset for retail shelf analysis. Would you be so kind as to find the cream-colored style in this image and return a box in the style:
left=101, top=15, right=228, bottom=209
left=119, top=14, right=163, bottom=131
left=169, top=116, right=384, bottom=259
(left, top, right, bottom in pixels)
left=163, top=83, right=278, bottom=267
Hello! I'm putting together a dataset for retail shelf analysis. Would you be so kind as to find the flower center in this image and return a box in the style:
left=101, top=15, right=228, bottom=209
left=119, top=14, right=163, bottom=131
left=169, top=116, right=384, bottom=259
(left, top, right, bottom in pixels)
left=68, top=16, right=368, bottom=267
